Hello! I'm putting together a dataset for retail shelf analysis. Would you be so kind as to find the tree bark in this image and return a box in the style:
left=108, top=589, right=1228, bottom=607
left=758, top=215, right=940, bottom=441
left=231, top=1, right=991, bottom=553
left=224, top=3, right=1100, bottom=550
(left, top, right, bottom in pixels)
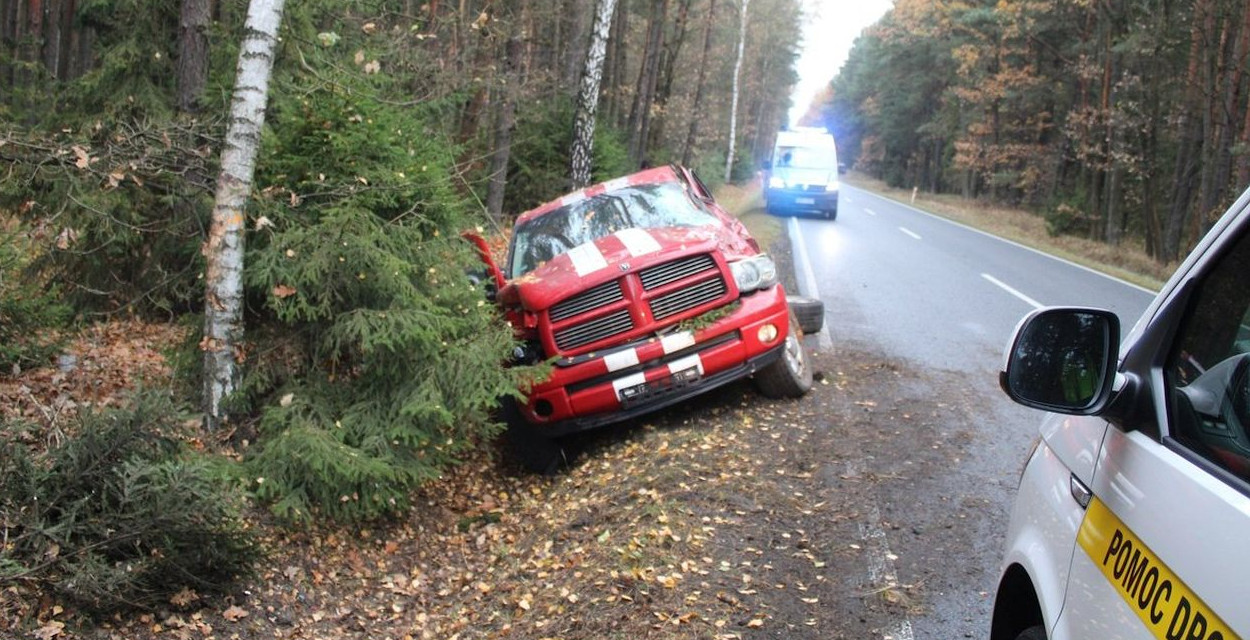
left=626, top=0, right=668, bottom=167
left=203, top=0, right=285, bottom=431
left=681, top=0, right=716, bottom=167
left=569, top=0, right=618, bottom=189
left=486, top=28, right=523, bottom=224
left=177, top=0, right=211, bottom=113
left=724, top=0, right=749, bottom=183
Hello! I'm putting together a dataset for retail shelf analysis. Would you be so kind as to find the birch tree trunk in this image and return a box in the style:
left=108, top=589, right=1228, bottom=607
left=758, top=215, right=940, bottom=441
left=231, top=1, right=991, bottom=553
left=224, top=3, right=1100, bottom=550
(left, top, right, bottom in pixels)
left=569, top=0, right=618, bottom=189
left=203, top=0, right=285, bottom=431
left=724, top=0, right=749, bottom=183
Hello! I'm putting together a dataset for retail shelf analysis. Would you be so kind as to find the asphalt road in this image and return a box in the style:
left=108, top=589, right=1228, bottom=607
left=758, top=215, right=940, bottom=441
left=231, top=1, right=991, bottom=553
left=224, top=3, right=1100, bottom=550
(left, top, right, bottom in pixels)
left=785, top=184, right=1157, bottom=639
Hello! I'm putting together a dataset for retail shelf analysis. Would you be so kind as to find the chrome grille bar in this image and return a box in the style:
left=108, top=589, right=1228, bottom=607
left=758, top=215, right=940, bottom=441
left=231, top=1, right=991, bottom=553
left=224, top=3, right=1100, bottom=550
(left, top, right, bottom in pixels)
left=639, top=254, right=716, bottom=290
left=550, top=280, right=625, bottom=321
left=554, top=309, right=634, bottom=351
left=650, top=277, right=727, bottom=320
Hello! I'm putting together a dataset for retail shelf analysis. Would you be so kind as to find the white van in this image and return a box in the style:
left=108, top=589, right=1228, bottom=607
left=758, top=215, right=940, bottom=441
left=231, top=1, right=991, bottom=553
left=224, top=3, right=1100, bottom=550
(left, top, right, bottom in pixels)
left=764, top=127, right=839, bottom=220
left=992, top=188, right=1250, bottom=639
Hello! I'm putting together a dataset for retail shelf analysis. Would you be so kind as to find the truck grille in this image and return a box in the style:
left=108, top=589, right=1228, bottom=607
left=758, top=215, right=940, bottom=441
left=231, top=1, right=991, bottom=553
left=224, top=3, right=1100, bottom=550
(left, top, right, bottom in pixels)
left=650, top=277, right=727, bottom=320
left=550, top=281, right=624, bottom=321
left=548, top=253, right=730, bottom=353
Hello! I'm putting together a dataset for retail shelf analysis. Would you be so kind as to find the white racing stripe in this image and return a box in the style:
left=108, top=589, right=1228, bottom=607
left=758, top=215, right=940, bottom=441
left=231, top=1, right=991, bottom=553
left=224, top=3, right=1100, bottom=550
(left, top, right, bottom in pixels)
left=603, top=349, right=640, bottom=373
left=603, top=176, right=631, bottom=192
left=567, top=243, right=608, bottom=277
left=660, top=331, right=696, bottom=353
left=611, top=372, right=647, bottom=398
left=667, top=354, right=704, bottom=376
left=616, top=228, right=662, bottom=257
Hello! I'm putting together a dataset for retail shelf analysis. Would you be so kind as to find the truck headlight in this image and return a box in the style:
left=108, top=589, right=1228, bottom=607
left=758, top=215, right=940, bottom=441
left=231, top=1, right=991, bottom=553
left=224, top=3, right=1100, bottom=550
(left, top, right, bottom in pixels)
left=730, top=255, right=778, bottom=293
left=768, top=176, right=786, bottom=189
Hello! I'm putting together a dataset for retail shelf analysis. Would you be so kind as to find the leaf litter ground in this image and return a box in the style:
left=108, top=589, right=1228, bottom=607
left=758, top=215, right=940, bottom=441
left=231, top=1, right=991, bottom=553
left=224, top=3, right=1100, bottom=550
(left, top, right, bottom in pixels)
left=3, top=317, right=999, bottom=640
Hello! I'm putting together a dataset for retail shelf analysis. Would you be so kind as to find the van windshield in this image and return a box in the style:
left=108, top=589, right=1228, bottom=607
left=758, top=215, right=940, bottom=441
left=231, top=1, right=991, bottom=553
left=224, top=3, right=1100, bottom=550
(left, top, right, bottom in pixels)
left=775, top=145, right=837, bottom=170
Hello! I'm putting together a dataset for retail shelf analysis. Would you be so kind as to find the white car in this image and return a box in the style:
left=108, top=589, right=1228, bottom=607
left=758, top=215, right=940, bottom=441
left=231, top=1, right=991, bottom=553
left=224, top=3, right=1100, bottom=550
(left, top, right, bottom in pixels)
left=992, top=188, right=1250, bottom=640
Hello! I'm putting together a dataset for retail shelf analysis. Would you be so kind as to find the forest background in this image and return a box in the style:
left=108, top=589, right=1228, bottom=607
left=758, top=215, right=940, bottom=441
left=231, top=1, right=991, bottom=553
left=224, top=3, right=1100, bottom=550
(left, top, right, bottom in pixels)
left=3, top=0, right=1250, bottom=623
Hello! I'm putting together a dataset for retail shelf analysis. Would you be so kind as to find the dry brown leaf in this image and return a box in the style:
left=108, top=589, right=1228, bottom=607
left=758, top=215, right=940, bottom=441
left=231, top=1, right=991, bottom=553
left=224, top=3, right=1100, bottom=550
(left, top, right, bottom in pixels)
left=222, top=605, right=248, bottom=622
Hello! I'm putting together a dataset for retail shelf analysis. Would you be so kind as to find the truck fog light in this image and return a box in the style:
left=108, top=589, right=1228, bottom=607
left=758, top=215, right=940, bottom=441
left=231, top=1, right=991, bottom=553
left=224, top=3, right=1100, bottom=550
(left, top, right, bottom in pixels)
left=534, top=399, right=554, bottom=418
left=758, top=324, right=779, bottom=343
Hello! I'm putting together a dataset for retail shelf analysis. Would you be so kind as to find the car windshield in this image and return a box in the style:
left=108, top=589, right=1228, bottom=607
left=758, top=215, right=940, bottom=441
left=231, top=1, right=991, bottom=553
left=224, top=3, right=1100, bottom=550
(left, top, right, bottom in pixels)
left=509, top=181, right=717, bottom=276
left=775, top=145, right=837, bottom=170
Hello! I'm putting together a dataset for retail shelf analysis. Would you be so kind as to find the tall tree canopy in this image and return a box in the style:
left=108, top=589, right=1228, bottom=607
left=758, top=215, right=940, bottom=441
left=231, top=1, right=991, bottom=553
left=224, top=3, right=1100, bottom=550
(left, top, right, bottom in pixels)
left=826, top=0, right=1250, bottom=263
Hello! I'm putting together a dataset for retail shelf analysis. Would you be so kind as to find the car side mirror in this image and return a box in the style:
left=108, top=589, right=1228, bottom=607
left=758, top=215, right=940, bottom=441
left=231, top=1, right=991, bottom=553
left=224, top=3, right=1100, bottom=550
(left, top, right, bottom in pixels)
left=1000, top=307, right=1121, bottom=414
left=762, top=159, right=772, bottom=170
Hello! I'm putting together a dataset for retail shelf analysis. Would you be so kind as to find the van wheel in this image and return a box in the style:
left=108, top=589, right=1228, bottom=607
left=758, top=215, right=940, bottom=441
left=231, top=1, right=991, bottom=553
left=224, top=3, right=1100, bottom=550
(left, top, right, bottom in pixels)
left=1014, top=626, right=1046, bottom=640
left=825, top=206, right=837, bottom=221
left=500, top=396, right=565, bottom=475
left=754, top=313, right=814, bottom=399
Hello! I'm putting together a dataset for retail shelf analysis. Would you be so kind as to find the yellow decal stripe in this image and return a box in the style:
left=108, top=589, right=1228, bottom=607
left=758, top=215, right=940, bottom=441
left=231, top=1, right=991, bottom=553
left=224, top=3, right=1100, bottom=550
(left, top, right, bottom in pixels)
left=1078, top=498, right=1238, bottom=640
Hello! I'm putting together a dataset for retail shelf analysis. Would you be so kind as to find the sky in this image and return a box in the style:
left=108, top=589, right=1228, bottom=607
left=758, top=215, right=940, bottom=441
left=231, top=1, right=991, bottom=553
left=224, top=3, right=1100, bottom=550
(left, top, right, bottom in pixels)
left=787, top=0, right=895, bottom=126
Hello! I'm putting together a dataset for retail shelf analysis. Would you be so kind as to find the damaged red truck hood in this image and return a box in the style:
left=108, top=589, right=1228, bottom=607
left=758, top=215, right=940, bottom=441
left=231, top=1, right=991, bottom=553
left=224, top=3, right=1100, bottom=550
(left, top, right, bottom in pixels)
left=497, top=225, right=755, bottom=311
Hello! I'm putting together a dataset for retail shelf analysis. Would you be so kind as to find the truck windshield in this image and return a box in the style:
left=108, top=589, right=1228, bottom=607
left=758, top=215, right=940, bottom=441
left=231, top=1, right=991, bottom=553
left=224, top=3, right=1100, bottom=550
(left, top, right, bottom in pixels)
left=776, top=145, right=837, bottom=170
left=509, top=181, right=715, bottom=276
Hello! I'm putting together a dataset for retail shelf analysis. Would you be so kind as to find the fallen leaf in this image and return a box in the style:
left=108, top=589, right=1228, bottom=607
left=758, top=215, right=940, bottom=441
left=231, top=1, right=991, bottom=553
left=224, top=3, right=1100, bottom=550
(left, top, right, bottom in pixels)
left=33, top=622, right=65, bottom=640
left=222, top=605, right=248, bottom=622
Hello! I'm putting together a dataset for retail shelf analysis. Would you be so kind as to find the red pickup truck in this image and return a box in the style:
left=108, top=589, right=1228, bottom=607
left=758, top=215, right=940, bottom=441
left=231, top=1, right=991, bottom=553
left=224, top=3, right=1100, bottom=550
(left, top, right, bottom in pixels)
left=468, top=165, right=822, bottom=472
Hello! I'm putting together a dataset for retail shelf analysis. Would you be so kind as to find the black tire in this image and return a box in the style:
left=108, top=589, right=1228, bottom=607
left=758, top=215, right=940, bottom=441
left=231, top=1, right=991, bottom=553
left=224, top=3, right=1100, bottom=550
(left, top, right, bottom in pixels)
left=500, top=396, right=565, bottom=475
left=754, top=312, right=814, bottom=399
left=1013, top=626, right=1046, bottom=640
left=825, top=205, right=838, bottom=220
left=787, top=296, right=825, bottom=335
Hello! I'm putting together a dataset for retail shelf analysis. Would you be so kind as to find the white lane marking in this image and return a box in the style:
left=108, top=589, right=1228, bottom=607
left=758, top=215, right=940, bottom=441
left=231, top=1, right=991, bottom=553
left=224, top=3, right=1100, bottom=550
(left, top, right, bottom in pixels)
left=982, top=273, right=1044, bottom=309
left=787, top=217, right=833, bottom=351
left=865, top=208, right=878, bottom=216
left=846, top=462, right=915, bottom=640
left=844, top=185, right=1156, bottom=294
left=899, top=227, right=921, bottom=240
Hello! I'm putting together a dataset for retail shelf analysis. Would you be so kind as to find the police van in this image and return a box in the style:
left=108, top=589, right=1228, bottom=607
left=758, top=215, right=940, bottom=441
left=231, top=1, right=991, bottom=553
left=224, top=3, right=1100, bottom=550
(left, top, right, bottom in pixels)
left=992, top=187, right=1250, bottom=640
left=763, top=127, right=839, bottom=219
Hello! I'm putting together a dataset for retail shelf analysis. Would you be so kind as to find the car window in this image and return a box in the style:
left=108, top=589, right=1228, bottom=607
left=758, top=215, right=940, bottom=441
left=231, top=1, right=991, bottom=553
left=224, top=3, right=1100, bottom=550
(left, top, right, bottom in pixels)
left=1165, top=226, right=1250, bottom=483
left=509, top=182, right=717, bottom=276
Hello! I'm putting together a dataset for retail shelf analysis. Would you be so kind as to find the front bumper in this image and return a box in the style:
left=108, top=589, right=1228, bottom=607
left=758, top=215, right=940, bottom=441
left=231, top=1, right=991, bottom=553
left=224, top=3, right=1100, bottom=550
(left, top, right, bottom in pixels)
left=766, top=188, right=838, bottom=212
left=517, top=285, right=791, bottom=436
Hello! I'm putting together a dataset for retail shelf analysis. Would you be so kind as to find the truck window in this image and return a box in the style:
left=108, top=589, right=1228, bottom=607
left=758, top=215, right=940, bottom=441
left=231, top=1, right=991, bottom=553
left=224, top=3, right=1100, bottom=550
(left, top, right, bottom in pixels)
left=1165, top=226, right=1250, bottom=484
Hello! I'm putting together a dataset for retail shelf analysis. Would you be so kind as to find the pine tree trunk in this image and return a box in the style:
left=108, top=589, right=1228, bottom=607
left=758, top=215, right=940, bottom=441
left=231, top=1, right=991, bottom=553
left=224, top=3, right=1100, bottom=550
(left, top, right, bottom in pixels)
left=626, top=0, right=667, bottom=167
left=569, top=0, right=618, bottom=189
left=203, top=0, right=285, bottom=431
left=486, top=31, right=523, bottom=224
left=562, top=0, right=589, bottom=93
left=681, top=0, right=716, bottom=167
left=177, top=0, right=211, bottom=113
left=724, top=0, right=749, bottom=183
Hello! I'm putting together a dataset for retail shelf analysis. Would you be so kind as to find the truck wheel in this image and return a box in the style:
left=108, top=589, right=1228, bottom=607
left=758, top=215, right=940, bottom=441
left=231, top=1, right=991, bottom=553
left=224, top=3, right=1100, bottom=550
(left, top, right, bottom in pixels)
left=500, top=396, right=565, bottom=475
left=754, top=313, right=814, bottom=399
left=787, top=296, right=825, bottom=334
